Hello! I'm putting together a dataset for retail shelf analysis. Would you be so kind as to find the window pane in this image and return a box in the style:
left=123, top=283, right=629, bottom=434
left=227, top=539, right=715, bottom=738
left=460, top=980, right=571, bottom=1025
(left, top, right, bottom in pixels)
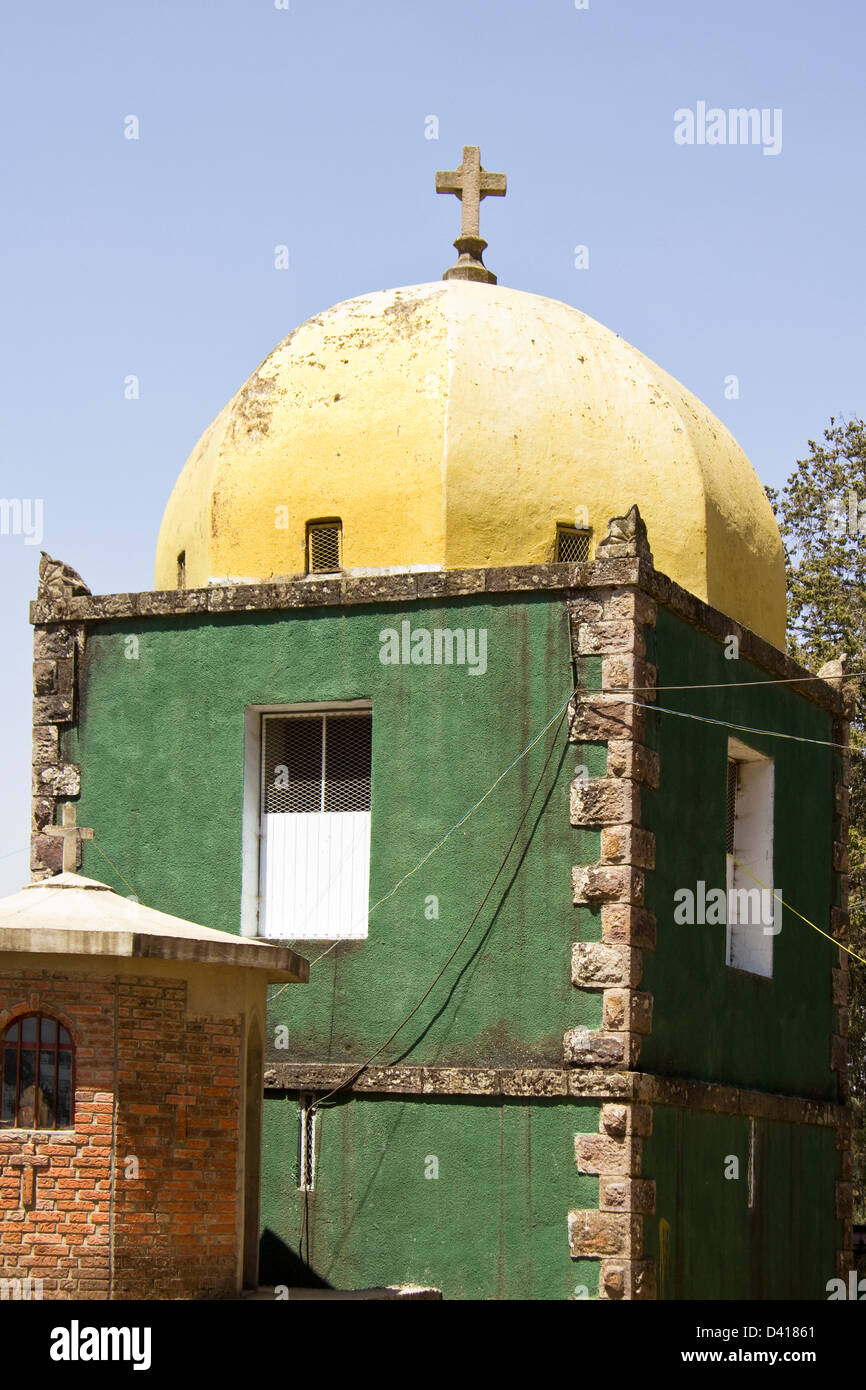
left=263, top=717, right=323, bottom=814
left=40, top=1017, right=57, bottom=1044
left=5, top=1023, right=18, bottom=1043
left=57, top=1051, right=73, bottom=1128
left=59, top=1026, right=71, bottom=1046
left=17, top=1049, right=37, bottom=1127
left=20, top=1017, right=37, bottom=1043
left=324, top=715, right=372, bottom=812
left=1, top=1048, right=17, bottom=1126
left=39, top=1051, right=56, bottom=1129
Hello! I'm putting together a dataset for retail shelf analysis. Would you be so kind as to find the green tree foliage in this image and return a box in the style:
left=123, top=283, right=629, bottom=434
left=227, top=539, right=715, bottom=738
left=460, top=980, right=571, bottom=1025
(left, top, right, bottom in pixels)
left=768, top=416, right=866, bottom=1225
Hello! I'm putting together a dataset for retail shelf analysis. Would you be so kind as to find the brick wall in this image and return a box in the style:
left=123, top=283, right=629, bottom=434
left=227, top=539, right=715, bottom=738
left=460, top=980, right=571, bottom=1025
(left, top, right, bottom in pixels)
left=112, top=977, right=243, bottom=1299
left=0, top=971, right=114, bottom=1298
left=0, top=967, right=244, bottom=1300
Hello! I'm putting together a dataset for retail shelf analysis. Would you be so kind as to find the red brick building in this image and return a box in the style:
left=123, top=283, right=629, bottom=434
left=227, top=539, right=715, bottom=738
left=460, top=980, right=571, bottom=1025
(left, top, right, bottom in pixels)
left=0, top=868, right=307, bottom=1300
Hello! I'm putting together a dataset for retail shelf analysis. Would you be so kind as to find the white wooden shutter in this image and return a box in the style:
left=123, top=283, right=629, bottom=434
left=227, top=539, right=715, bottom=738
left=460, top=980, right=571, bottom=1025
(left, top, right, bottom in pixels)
left=726, top=744, right=775, bottom=978
left=259, top=711, right=372, bottom=939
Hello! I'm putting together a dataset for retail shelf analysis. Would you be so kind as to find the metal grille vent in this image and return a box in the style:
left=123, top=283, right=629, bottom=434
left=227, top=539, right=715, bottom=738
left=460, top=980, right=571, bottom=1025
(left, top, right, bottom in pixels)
left=263, top=712, right=371, bottom=815
left=726, top=760, right=738, bottom=855
left=555, top=526, right=591, bottom=563
left=298, top=1093, right=316, bottom=1190
left=308, top=522, right=342, bottom=573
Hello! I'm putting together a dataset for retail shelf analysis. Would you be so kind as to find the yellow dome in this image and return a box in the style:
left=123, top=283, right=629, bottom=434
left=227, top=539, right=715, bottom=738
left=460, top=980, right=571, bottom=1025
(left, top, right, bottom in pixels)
left=155, top=280, right=785, bottom=646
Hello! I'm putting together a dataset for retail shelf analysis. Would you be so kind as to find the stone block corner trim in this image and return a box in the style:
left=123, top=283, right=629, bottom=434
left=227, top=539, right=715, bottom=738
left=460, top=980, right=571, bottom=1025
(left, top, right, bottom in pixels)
left=565, top=580, right=658, bottom=1072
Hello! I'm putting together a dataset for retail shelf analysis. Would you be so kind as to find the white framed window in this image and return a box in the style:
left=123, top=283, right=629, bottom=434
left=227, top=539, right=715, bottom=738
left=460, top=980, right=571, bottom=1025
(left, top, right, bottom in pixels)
left=725, top=737, right=776, bottom=978
left=241, top=702, right=372, bottom=940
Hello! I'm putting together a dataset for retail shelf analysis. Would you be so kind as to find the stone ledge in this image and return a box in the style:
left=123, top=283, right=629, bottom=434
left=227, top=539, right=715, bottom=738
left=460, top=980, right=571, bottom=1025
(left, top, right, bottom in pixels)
left=28, top=559, right=845, bottom=713
left=633, top=1073, right=847, bottom=1129
left=262, top=1063, right=634, bottom=1099
left=258, top=1063, right=846, bottom=1125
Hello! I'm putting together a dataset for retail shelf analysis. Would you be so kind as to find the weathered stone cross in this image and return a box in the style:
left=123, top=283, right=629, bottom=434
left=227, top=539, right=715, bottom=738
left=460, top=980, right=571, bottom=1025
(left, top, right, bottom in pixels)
left=435, top=145, right=506, bottom=285
left=46, top=802, right=94, bottom=873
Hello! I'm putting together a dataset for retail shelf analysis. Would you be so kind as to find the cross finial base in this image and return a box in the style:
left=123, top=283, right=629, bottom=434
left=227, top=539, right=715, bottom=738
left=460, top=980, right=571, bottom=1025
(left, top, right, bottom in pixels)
left=442, top=234, right=498, bottom=285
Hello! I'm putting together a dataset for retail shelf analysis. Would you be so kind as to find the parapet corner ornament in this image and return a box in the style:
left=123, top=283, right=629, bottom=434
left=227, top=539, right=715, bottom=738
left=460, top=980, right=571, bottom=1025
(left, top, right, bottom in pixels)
left=38, top=552, right=92, bottom=603
left=596, top=505, right=654, bottom=564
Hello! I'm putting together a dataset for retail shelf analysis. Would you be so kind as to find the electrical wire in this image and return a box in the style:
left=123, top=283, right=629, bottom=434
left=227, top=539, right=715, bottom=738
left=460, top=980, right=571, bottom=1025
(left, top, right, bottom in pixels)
left=606, top=672, right=866, bottom=694
left=267, top=681, right=584, bottom=997
left=647, top=701, right=856, bottom=752
left=308, top=698, right=576, bottom=1112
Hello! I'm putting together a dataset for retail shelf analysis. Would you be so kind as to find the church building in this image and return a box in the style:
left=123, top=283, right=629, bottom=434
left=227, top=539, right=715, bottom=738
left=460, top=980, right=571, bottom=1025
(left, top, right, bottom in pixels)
left=18, top=148, right=852, bottom=1299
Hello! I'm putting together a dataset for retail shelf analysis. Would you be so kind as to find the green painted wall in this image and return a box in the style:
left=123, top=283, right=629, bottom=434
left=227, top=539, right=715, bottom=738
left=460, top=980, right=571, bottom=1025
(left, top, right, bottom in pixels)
left=62, top=590, right=842, bottom=1297
left=644, top=1106, right=840, bottom=1300
left=641, top=607, right=838, bottom=1099
left=260, top=1093, right=601, bottom=1300
left=67, top=592, right=601, bottom=1298
left=67, top=593, right=596, bottom=1064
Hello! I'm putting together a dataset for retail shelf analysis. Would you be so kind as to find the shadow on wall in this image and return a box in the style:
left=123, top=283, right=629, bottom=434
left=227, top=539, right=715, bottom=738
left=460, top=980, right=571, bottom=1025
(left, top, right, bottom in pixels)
left=258, top=1229, right=333, bottom=1290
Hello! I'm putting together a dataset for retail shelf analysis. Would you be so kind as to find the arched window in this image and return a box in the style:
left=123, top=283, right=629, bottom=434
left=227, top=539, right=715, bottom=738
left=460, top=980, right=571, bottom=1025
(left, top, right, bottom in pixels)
left=1, top=1015, right=74, bottom=1130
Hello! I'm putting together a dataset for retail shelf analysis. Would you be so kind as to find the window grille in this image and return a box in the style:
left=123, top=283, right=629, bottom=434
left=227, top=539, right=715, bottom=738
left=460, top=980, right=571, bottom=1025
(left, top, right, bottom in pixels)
left=307, top=521, right=342, bottom=574
left=1, top=1015, right=74, bottom=1130
left=298, top=1093, right=316, bottom=1190
left=262, top=713, right=372, bottom=816
left=555, top=525, right=591, bottom=563
left=725, top=760, right=738, bottom=855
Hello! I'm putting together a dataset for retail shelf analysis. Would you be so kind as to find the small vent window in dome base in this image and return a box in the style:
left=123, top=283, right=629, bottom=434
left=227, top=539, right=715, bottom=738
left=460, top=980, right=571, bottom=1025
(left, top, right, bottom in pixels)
left=307, top=521, right=342, bottom=574
left=555, top=525, right=591, bottom=563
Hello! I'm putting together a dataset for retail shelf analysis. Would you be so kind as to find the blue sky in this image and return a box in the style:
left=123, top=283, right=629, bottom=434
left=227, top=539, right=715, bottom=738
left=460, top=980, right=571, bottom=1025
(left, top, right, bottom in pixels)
left=1, top=0, right=864, bottom=893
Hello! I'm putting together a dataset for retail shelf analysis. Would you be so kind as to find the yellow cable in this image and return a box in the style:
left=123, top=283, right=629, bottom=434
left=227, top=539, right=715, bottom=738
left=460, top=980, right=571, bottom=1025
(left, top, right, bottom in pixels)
left=89, top=840, right=140, bottom=901
left=726, top=852, right=866, bottom=968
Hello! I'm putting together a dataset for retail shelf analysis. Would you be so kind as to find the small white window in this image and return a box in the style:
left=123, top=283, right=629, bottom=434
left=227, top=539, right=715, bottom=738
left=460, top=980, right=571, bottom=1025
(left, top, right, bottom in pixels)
left=244, top=705, right=372, bottom=940
left=725, top=738, right=776, bottom=978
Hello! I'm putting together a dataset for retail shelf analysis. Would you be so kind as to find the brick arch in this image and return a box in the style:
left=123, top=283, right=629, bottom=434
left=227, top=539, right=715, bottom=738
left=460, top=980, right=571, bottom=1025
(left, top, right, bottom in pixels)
left=0, top=1000, right=80, bottom=1047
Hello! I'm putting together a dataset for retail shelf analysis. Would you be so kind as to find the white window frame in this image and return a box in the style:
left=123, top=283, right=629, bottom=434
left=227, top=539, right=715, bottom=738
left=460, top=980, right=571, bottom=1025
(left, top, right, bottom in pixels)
left=725, top=737, right=776, bottom=979
left=241, top=700, right=372, bottom=940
